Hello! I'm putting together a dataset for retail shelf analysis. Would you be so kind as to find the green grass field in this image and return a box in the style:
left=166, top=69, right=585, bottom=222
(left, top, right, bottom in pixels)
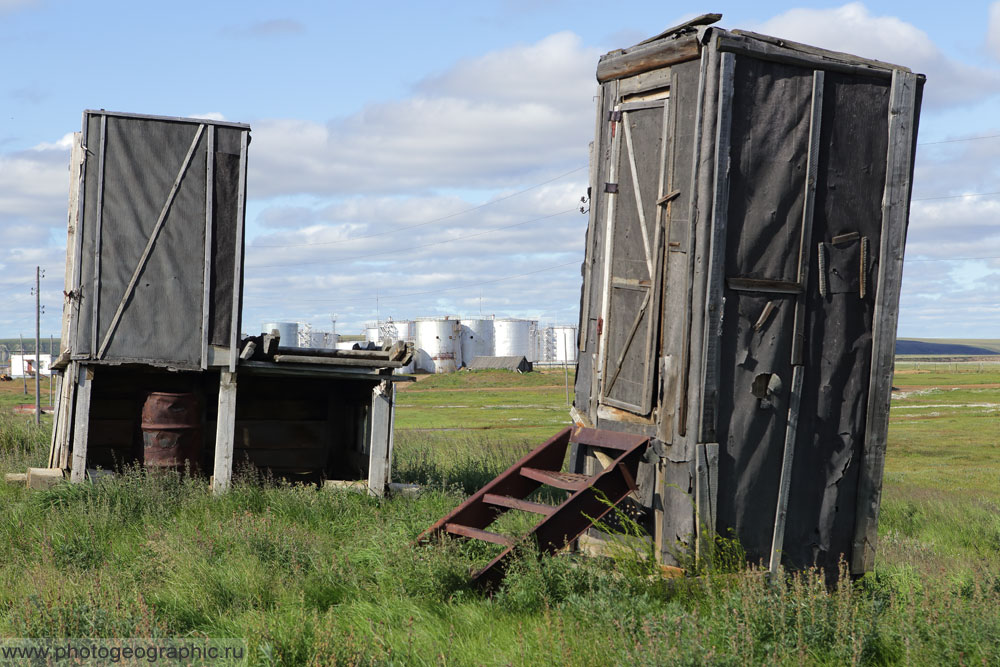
left=0, top=366, right=998, bottom=664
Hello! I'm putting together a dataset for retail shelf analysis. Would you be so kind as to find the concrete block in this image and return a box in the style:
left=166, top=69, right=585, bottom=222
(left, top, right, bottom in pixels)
left=27, top=467, right=64, bottom=490
left=4, top=473, right=27, bottom=486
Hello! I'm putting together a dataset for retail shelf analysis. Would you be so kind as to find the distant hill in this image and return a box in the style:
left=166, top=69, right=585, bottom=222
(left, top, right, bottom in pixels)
left=896, top=339, right=1000, bottom=356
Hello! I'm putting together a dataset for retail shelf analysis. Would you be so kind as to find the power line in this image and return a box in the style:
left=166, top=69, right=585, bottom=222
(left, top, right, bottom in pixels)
left=918, top=133, right=1000, bottom=146
left=274, top=260, right=581, bottom=305
left=907, top=255, right=1000, bottom=262
left=249, top=208, right=579, bottom=270
left=912, top=190, right=1000, bottom=202
left=253, top=165, right=588, bottom=249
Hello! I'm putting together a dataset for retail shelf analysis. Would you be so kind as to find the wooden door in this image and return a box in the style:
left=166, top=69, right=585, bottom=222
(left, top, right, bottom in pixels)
left=600, top=99, right=670, bottom=415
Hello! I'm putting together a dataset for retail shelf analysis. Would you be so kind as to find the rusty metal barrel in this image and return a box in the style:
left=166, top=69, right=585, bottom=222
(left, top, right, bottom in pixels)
left=141, top=392, right=201, bottom=470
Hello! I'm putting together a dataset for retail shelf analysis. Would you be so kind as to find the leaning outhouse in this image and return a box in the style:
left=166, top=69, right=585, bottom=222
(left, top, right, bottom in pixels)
left=571, top=16, right=924, bottom=574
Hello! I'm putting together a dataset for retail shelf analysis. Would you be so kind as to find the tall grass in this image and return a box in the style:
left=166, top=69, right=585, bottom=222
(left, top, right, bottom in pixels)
left=1, top=366, right=999, bottom=665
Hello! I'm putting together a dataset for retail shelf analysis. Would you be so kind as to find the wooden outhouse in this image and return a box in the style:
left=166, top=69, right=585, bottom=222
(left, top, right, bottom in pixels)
left=49, top=111, right=401, bottom=494
left=571, top=16, right=924, bottom=574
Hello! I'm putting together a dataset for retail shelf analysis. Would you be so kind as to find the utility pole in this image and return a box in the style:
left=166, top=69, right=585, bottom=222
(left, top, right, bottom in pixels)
left=34, top=266, right=42, bottom=425
left=18, top=333, right=27, bottom=395
left=49, top=334, right=54, bottom=407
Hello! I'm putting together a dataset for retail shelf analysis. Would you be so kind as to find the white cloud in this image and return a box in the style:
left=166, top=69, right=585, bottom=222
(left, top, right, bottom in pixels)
left=989, top=2, right=1000, bottom=60
left=754, top=3, right=1000, bottom=108
left=247, top=32, right=597, bottom=199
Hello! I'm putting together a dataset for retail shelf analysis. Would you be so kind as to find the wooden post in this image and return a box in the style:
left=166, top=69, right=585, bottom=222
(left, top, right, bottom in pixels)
left=70, top=365, right=92, bottom=483
left=212, top=371, right=238, bottom=494
left=367, top=380, right=393, bottom=497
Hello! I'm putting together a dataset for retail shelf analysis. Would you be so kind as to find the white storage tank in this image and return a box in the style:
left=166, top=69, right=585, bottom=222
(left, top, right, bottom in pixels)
left=548, top=325, right=578, bottom=363
left=306, top=331, right=338, bottom=349
left=414, top=317, right=462, bottom=373
left=460, top=319, right=495, bottom=366
left=262, top=321, right=299, bottom=347
left=364, top=322, right=382, bottom=345
left=494, top=318, right=537, bottom=361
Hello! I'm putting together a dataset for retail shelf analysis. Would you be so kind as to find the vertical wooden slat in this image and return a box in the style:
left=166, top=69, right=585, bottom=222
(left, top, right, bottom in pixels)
left=367, top=380, right=393, bottom=497
left=851, top=70, right=919, bottom=574
left=89, top=115, right=107, bottom=357
left=596, top=97, right=623, bottom=394
left=70, top=365, right=92, bottom=483
left=698, top=51, right=735, bottom=443
left=68, top=115, right=89, bottom=355
left=769, top=364, right=804, bottom=573
left=201, top=125, right=215, bottom=370
left=57, top=362, right=78, bottom=470
left=229, top=130, right=249, bottom=373
left=212, top=371, right=238, bottom=494
left=791, top=71, right=825, bottom=365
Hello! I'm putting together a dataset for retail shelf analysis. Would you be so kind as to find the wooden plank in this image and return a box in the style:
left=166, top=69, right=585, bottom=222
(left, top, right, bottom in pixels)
left=57, top=363, right=77, bottom=470
left=97, top=124, right=206, bottom=359
left=228, top=130, right=248, bottom=373
left=769, top=365, right=805, bottom=574
left=597, top=34, right=701, bottom=83
left=729, top=30, right=908, bottom=73
left=70, top=366, right=93, bottom=483
left=201, top=125, right=215, bottom=371
left=678, top=44, right=716, bottom=446
left=791, top=71, right=825, bottom=365
left=60, top=132, right=84, bottom=355
left=695, top=441, right=720, bottom=563
left=715, top=33, right=895, bottom=79
left=272, top=354, right=403, bottom=368
left=67, top=117, right=88, bottom=355
left=212, top=371, right=237, bottom=494
left=851, top=70, right=919, bottom=574
left=596, top=97, right=623, bottom=391
left=89, top=114, right=107, bottom=357
left=366, top=381, right=393, bottom=497
left=726, top=277, right=803, bottom=294
left=698, top=51, right=735, bottom=443
left=617, top=68, right=673, bottom=97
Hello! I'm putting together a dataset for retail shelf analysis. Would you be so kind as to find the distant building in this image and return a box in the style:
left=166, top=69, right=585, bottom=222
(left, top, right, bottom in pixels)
left=9, top=354, right=52, bottom=377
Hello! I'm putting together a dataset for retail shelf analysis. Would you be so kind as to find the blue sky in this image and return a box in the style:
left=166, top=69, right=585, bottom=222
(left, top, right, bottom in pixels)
left=2, top=1, right=1000, bottom=340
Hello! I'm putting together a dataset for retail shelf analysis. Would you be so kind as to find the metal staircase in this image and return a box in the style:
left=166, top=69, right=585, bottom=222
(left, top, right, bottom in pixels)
left=416, top=426, right=649, bottom=589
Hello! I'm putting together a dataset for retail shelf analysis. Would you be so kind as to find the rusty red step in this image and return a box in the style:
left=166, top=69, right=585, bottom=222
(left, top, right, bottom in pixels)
left=416, top=426, right=650, bottom=591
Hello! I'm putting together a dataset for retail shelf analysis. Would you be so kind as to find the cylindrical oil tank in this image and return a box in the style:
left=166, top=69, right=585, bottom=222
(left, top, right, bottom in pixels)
left=414, top=318, right=462, bottom=373
left=141, top=392, right=202, bottom=470
left=494, top=318, right=535, bottom=360
left=306, top=331, right=337, bottom=349
left=262, top=321, right=299, bottom=347
left=548, top=325, right=578, bottom=363
left=393, top=320, right=415, bottom=343
left=460, top=319, right=495, bottom=366
left=364, top=322, right=382, bottom=345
